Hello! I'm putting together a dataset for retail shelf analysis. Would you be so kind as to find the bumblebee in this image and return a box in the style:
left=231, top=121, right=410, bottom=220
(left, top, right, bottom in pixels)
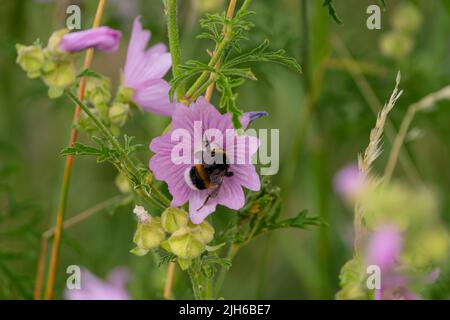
left=184, top=143, right=233, bottom=211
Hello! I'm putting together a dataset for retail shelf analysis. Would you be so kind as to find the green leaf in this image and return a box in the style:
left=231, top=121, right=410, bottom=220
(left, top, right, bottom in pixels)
left=77, top=68, right=103, bottom=79
left=336, top=257, right=368, bottom=300
left=205, top=242, right=226, bottom=252
left=61, top=142, right=102, bottom=157
left=323, top=0, right=343, bottom=25
left=223, top=39, right=302, bottom=73
left=178, top=258, right=192, bottom=270
left=265, top=210, right=326, bottom=231
left=216, top=74, right=243, bottom=128
left=169, top=60, right=214, bottom=101
left=130, top=247, right=149, bottom=256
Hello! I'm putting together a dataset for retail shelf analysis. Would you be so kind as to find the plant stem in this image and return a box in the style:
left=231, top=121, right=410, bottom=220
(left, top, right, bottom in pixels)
left=164, top=2, right=182, bottom=296
left=184, top=39, right=230, bottom=99
left=166, top=0, right=185, bottom=100
left=187, top=267, right=201, bottom=299
left=331, top=35, right=422, bottom=186
left=384, top=85, right=450, bottom=182
left=40, top=0, right=108, bottom=300
left=184, top=0, right=249, bottom=101
left=43, top=195, right=130, bottom=238
left=67, top=91, right=170, bottom=209
left=163, top=261, right=176, bottom=299
left=214, top=243, right=239, bottom=297
left=204, top=0, right=237, bottom=102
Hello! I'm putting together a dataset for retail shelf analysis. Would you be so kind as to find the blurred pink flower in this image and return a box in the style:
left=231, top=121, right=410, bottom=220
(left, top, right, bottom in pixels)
left=333, top=164, right=366, bottom=198
left=123, top=17, right=174, bottom=116
left=366, top=225, right=403, bottom=272
left=365, top=225, right=438, bottom=300
left=59, top=27, right=121, bottom=52
left=149, top=97, right=264, bottom=224
left=64, top=267, right=130, bottom=300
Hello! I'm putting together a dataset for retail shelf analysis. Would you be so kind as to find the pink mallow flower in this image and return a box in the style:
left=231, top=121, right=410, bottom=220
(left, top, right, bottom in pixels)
left=59, top=27, right=121, bottom=52
left=366, top=225, right=439, bottom=300
left=122, top=17, right=174, bottom=116
left=149, top=97, right=266, bottom=224
left=64, top=267, right=130, bottom=300
left=333, top=164, right=366, bottom=201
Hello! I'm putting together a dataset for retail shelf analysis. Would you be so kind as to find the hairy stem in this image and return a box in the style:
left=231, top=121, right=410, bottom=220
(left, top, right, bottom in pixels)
left=204, top=0, right=237, bottom=102
left=40, top=0, right=107, bottom=300
left=166, top=0, right=185, bottom=100
left=184, top=0, right=250, bottom=101
left=214, top=243, right=240, bottom=297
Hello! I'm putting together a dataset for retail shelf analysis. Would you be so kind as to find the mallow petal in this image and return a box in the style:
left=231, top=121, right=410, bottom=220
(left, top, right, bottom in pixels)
left=189, top=191, right=218, bottom=224
left=229, top=164, right=261, bottom=191
left=59, top=26, right=121, bottom=52
left=217, top=180, right=245, bottom=210
left=240, top=111, right=268, bottom=129
left=134, top=79, right=174, bottom=116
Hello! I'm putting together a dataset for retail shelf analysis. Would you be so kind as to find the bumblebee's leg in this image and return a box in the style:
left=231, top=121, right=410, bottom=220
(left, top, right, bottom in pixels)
left=196, top=183, right=221, bottom=211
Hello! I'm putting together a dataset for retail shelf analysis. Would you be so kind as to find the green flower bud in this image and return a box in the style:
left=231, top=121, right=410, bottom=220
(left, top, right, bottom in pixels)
left=132, top=205, right=166, bottom=254
left=189, top=220, right=214, bottom=244
left=161, top=208, right=189, bottom=233
left=177, top=258, right=192, bottom=271
left=48, top=86, right=64, bottom=99
left=77, top=108, right=100, bottom=132
left=168, top=227, right=205, bottom=260
left=133, top=218, right=166, bottom=252
left=380, top=32, right=413, bottom=60
left=16, top=44, right=45, bottom=78
left=46, top=29, right=70, bottom=57
left=391, top=3, right=422, bottom=34
left=116, top=85, right=135, bottom=103
left=109, top=102, right=130, bottom=127
left=41, top=59, right=56, bottom=73
left=115, top=172, right=132, bottom=194
left=41, top=60, right=76, bottom=93
left=86, top=77, right=111, bottom=106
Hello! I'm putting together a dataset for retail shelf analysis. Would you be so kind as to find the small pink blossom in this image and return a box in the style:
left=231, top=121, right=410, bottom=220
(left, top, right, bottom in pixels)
left=64, top=267, right=130, bottom=300
left=333, top=164, right=366, bottom=199
left=149, top=97, right=264, bottom=224
left=59, top=27, right=121, bottom=52
left=123, top=17, right=174, bottom=116
left=366, top=224, right=403, bottom=272
left=365, top=225, right=438, bottom=300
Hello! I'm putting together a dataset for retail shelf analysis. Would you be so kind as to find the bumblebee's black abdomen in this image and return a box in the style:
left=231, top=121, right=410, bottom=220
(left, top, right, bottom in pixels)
left=189, top=166, right=208, bottom=190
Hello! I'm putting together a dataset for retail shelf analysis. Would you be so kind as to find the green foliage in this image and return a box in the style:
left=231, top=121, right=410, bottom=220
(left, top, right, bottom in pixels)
left=336, top=257, right=368, bottom=300
left=200, top=254, right=231, bottom=279
left=77, top=68, right=103, bottom=80
left=264, top=210, right=326, bottom=232
left=0, top=165, right=42, bottom=299
left=323, top=0, right=387, bottom=24
left=198, top=9, right=255, bottom=52
left=61, top=135, right=143, bottom=163
left=323, top=0, right=343, bottom=25
left=170, top=5, right=301, bottom=129
left=223, top=40, right=302, bottom=73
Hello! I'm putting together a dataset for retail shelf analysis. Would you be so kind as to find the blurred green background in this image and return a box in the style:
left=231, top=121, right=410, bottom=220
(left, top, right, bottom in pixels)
left=1, top=0, right=450, bottom=299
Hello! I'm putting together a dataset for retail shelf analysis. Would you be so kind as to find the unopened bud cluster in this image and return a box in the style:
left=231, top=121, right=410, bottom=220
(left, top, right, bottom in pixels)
left=16, top=30, right=133, bottom=134
left=16, top=29, right=76, bottom=98
left=130, top=206, right=214, bottom=269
